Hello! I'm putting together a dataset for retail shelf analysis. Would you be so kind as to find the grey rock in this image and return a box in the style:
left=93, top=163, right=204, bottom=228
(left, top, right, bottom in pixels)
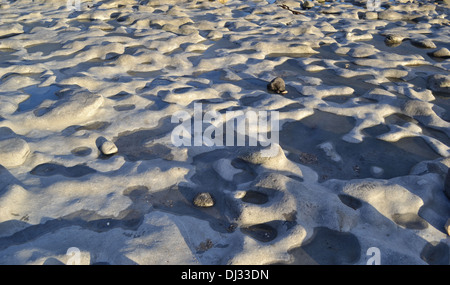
left=193, top=192, right=214, bottom=208
left=100, top=140, right=118, bottom=155
left=302, top=0, right=314, bottom=9
left=267, top=77, right=288, bottom=94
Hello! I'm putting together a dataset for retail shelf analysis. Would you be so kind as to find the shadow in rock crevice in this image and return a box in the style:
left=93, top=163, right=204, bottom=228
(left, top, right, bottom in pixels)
left=0, top=165, right=23, bottom=192
left=281, top=109, right=442, bottom=182
left=30, top=163, right=97, bottom=178
left=113, top=116, right=174, bottom=162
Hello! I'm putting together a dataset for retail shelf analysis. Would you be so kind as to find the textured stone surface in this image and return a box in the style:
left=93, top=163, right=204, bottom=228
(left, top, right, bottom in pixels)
left=0, top=0, right=449, bottom=266
left=267, top=77, right=288, bottom=94
left=432, top=48, right=450, bottom=58
left=0, top=138, right=30, bottom=168
left=193, top=192, right=215, bottom=208
left=428, top=74, right=450, bottom=93
left=100, top=140, right=118, bottom=155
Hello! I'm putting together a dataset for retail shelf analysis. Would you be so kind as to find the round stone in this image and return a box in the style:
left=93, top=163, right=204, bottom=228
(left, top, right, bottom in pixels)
left=444, top=168, right=450, bottom=200
left=193, top=192, right=214, bottom=208
left=267, top=77, right=288, bottom=94
left=100, top=140, right=118, bottom=155
left=0, top=138, right=30, bottom=168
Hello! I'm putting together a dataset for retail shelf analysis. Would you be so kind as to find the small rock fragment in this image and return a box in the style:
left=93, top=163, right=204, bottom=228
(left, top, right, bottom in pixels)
left=193, top=192, right=214, bottom=208
left=301, top=0, right=314, bottom=9
left=445, top=219, right=450, bottom=235
left=385, top=34, right=405, bottom=47
left=318, top=142, right=342, bottom=163
left=378, top=10, right=404, bottom=21
left=267, top=77, right=288, bottom=94
left=100, top=140, right=118, bottom=155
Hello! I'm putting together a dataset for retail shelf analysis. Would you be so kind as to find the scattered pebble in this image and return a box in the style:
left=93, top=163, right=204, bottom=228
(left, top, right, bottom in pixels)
left=193, top=192, right=214, bottom=208
left=267, top=77, right=288, bottom=94
left=385, top=34, right=405, bottom=46
left=370, top=166, right=384, bottom=177
left=302, top=0, right=314, bottom=9
left=100, top=140, right=118, bottom=155
left=445, top=219, right=450, bottom=236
